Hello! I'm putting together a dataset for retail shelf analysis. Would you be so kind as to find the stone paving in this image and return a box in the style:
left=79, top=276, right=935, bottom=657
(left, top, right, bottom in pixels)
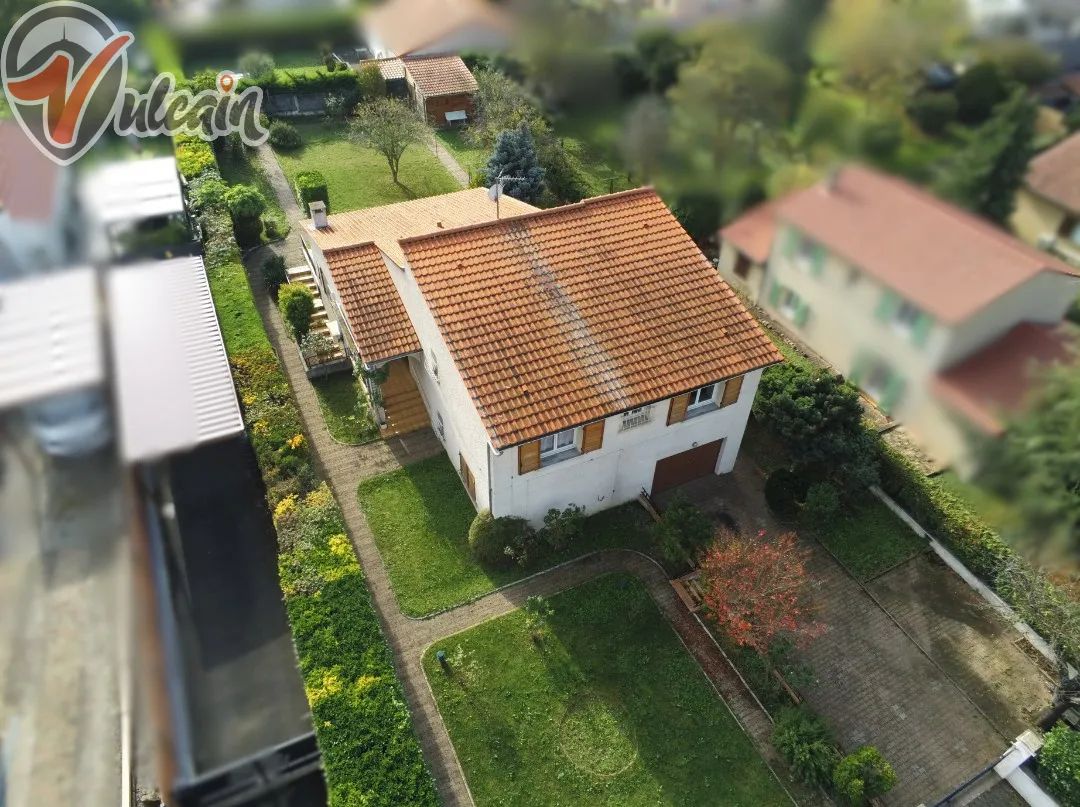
left=673, top=461, right=1048, bottom=807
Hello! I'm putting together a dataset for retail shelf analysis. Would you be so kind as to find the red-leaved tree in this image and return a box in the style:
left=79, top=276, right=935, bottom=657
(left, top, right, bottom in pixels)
left=700, top=528, right=824, bottom=655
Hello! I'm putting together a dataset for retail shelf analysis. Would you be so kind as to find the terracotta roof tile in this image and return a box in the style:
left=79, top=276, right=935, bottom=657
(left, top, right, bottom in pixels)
left=399, top=188, right=784, bottom=448
left=404, top=55, right=478, bottom=97
left=359, top=57, right=406, bottom=80
left=304, top=188, right=538, bottom=265
left=363, top=0, right=513, bottom=57
left=1026, top=129, right=1080, bottom=216
left=324, top=244, right=421, bottom=363
left=933, top=322, right=1078, bottom=433
left=0, top=121, right=58, bottom=221
left=719, top=200, right=778, bottom=264
left=774, top=165, right=1078, bottom=324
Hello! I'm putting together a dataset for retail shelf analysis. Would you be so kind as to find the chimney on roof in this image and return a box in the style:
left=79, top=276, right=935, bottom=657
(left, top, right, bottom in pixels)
left=309, top=200, right=328, bottom=229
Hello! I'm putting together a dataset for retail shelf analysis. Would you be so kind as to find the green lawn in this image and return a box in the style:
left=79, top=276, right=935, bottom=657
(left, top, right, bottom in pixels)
left=312, top=373, right=379, bottom=444
left=811, top=497, right=927, bottom=582
left=435, top=129, right=487, bottom=183
left=554, top=103, right=636, bottom=198
left=218, top=148, right=291, bottom=239
left=423, top=574, right=791, bottom=807
left=356, top=454, right=656, bottom=616
left=184, top=49, right=322, bottom=76
left=274, top=123, right=461, bottom=213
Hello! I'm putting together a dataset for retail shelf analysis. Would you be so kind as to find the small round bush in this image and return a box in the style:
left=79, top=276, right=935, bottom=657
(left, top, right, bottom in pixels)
left=468, top=509, right=521, bottom=569
left=261, top=254, right=288, bottom=298
left=833, top=746, right=897, bottom=805
left=224, top=184, right=267, bottom=220
left=1039, top=724, right=1080, bottom=805
left=802, top=482, right=841, bottom=528
left=764, top=468, right=808, bottom=521
left=771, top=706, right=838, bottom=788
left=278, top=283, right=315, bottom=340
left=269, top=119, right=302, bottom=150
left=908, top=92, right=958, bottom=137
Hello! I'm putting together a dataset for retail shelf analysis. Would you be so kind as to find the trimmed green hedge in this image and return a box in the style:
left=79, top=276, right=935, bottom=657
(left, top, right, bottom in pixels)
left=175, top=132, right=439, bottom=806
left=295, top=169, right=330, bottom=214
left=238, top=66, right=362, bottom=95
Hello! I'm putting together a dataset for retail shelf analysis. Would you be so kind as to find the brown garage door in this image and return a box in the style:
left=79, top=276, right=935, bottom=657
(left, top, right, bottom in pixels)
left=651, top=440, right=723, bottom=494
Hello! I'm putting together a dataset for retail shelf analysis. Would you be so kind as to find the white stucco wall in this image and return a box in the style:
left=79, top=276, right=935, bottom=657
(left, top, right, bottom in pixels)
left=716, top=240, right=766, bottom=302
left=487, top=370, right=763, bottom=525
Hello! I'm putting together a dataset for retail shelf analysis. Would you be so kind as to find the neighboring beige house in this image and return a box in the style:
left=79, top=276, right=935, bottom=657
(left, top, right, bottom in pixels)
left=1012, top=129, right=1080, bottom=265
left=363, top=0, right=515, bottom=59
left=298, top=187, right=782, bottom=524
left=720, top=164, right=1079, bottom=475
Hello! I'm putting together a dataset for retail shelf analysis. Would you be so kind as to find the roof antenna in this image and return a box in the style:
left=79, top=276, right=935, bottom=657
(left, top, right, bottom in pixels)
left=487, top=173, right=526, bottom=219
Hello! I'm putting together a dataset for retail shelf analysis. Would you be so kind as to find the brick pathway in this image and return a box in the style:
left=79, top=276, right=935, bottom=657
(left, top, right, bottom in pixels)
left=243, top=144, right=817, bottom=807
left=673, top=460, right=1044, bottom=807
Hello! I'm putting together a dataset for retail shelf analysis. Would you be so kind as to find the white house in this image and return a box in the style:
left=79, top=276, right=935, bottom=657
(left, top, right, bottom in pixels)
left=719, top=164, right=1079, bottom=475
left=300, top=187, right=782, bottom=524
left=0, top=121, right=80, bottom=279
left=362, top=0, right=515, bottom=59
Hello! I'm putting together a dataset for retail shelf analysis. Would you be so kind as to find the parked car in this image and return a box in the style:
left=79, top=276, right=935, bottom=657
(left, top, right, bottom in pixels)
left=24, top=387, right=112, bottom=458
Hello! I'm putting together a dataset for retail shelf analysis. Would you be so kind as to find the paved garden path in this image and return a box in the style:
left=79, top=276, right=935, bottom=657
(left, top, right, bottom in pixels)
left=427, top=135, right=470, bottom=187
left=244, top=144, right=818, bottom=807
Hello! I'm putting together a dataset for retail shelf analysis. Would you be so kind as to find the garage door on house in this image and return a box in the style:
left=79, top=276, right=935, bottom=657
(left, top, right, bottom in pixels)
left=651, top=440, right=724, bottom=494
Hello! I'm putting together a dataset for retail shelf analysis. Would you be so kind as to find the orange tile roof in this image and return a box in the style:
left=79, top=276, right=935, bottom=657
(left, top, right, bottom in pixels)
left=324, top=244, right=421, bottom=364
left=304, top=188, right=538, bottom=266
left=399, top=188, right=784, bottom=448
left=363, top=0, right=514, bottom=57
left=1026, top=129, right=1080, bottom=216
left=773, top=165, right=1078, bottom=324
left=404, top=55, right=478, bottom=97
left=0, top=121, right=58, bottom=220
left=933, top=322, right=1078, bottom=434
left=359, top=57, right=406, bottom=80
left=719, top=200, right=778, bottom=264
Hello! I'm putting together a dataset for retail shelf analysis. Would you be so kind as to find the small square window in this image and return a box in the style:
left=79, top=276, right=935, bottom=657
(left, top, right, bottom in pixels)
left=540, top=428, right=576, bottom=457
left=688, top=384, right=716, bottom=409
left=892, top=301, right=922, bottom=334
left=778, top=287, right=802, bottom=320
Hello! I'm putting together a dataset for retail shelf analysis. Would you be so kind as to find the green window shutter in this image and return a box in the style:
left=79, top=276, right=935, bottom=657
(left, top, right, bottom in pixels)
left=912, top=313, right=933, bottom=348
left=875, top=289, right=900, bottom=323
left=848, top=354, right=869, bottom=387
left=769, top=280, right=782, bottom=307
left=782, top=228, right=799, bottom=258
left=794, top=300, right=810, bottom=327
left=880, top=373, right=906, bottom=414
left=810, top=244, right=826, bottom=277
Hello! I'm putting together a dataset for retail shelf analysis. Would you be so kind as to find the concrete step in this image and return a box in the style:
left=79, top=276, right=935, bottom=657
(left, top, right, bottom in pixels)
left=286, top=265, right=312, bottom=278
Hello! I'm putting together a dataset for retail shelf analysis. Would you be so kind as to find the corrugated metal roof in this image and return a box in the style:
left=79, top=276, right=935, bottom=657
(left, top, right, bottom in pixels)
left=107, top=256, right=243, bottom=462
left=81, top=156, right=186, bottom=224
left=0, top=267, right=105, bottom=408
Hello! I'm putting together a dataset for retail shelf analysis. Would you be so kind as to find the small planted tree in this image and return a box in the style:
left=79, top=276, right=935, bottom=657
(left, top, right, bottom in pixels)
left=357, top=62, right=387, bottom=101
left=224, top=184, right=267, bottom=248
left=485, top=122, right=546, bottom=204
left=833, top=746, right=897, bottom=805
left=654, top=491, right=712, bottom=566
left=278, top=284, right=315, bottom=340
left=772, top=705, right=839, bottom=788
left=350, top=97, right=430, bottom=184
left=261, top=254, right=288, bottom=299
left=700, top=528, right=824, bottom=655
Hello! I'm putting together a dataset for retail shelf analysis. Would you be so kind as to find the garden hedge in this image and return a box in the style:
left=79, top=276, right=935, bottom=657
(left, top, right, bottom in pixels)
left=174, top=133, right=438, bottom=807
left=295, top=169, right=330, bottom=215
left=238, top=66, right=362, bottom=96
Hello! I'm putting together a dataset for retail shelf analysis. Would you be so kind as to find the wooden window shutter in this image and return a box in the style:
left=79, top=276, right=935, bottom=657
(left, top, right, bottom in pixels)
left=810, top=244, right=826, bottom=276
left=459, top=453, right=476, bottom=499
left=783, top=227, right=799, bottom=258
left=719, top=376, right=744, bottom=408
left=667, top=394, right=690, bottom=426
left=518, top=441, right=541, bottom=474
left=911, top=313, right=933, bottom=348
left=794, top=300, right=810, bottom=328
left=581, top=420, right=605, bottom=453
left=880, top=374, right=906, bottom=415
left=874, top=289, right=899, bottom=323
left=768, top=280, right=782, bottom=307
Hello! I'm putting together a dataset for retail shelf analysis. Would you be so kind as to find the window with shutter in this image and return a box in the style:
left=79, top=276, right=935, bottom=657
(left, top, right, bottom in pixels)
left=810, top=244, right=826, bottom=276
left=581, top=420, right=605, bottom=453
left=718, top=375, right=743, bottom=408
left=875, top=289, right=900, bottom=323
left=459, top=453, right=476, bottom=499
left=667, top=393, right=690, bottom=425
left=518, top=440, right=541, bottom=474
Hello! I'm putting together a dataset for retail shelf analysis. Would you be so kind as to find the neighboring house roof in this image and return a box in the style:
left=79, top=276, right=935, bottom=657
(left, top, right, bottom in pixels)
left=403, top=55, right=478, bottom=97
left=771, top=165, right=1077, bottom=324
left=0, top=121, right=58, bottom=221
left=359, top=57, right=406, bottom=81
left=363, top=0, right=513, bottom=57
left=1026, top=129, right=1080, bottom=216
left=80, top=156, right=185, bottom=224
left=398, top=188, right=784, bottom=449
left=932, top=322, right=1077, bottom=434
left=323, top=244, right=422, bottom=363
left=719, top=200, right=778, bottom=264
left=304, top=187, right=537, bottom=266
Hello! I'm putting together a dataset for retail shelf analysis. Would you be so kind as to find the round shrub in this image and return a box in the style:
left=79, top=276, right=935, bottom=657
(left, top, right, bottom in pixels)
left=278, top=283, right=315, bottom=340
left=771, top=706, right=838, bottom=789
left=269, top=119, right=302, bottom=150
left=224, top=184, right=267, bottom=220
left=261, top=254, right=288, bottom=298
left=833, top=746, right=897, bottom=805
left=908, top=92, right=958, bottom=137
left=802, top=482, right=841, bottom=528
left=954, top=62, right=1010, bottom=126
left=468, top=509, right=527, bottom=570
left=764, top=468, right=808, bottom=521
left=1039, top=724, right=1080, bottom=805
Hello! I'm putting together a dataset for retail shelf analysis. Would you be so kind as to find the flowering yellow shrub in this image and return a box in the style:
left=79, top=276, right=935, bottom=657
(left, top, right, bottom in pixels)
left=328, top=534, right=350, bottom=556
left=286, top=433, right=306, bottom=450
left=305, top=484, right=335, bottom=510
left=273, top=494, right=298, bottom=524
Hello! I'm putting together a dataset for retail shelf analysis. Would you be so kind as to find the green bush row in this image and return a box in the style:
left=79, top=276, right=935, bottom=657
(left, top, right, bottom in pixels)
left=175, top=133, right=439, bottom=807
left=237, top=66, right=363, bottom=95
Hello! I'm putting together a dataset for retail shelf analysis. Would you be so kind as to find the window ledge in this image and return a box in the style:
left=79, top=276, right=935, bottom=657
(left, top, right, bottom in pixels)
left=539, top=448, right=581, bottom=468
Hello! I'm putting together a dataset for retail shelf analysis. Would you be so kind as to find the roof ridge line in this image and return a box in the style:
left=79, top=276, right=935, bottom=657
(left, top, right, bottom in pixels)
left=397, top=186, right=657, bottom=248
